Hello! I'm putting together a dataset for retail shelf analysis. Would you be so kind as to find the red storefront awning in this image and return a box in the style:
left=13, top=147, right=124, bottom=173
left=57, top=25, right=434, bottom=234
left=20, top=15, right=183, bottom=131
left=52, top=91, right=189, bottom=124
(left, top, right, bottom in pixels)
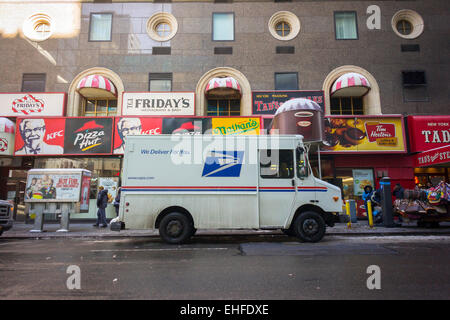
left=415, top=144, right=450, bottom=167
left=77, top=74, right=117, bottom=99
left=331, top=72, right=371, bottom=97
left=205, top=77, right=241, bottom=94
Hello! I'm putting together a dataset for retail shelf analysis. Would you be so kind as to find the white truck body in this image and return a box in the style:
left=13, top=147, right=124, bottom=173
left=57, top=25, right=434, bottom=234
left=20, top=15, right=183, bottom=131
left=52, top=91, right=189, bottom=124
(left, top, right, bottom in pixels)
left=118, top=135, right=343, bottom=242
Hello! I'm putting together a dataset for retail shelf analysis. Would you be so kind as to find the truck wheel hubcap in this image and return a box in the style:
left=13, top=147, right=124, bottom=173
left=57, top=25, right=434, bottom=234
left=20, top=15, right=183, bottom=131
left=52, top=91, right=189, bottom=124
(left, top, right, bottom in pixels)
left=167, top=220, right=183, bottom=237
left=303, top=218, right=319, bottom=235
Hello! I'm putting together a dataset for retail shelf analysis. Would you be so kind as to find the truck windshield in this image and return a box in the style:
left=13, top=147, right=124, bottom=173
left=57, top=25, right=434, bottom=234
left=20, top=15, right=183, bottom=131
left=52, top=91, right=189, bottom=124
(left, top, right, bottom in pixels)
left=296, top=148, right=308, bottom=179
left=260, top=149, right=294, bottom=179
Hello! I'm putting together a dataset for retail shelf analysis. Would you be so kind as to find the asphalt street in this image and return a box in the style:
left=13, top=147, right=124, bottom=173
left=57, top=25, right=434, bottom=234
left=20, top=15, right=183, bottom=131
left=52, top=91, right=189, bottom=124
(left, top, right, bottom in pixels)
left=1, top=234, right=450, bottom=300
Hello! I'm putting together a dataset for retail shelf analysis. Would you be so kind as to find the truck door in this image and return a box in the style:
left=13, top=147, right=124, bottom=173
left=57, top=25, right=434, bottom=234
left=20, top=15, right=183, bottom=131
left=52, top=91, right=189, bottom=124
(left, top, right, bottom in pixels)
left=258, top=149, right=297, bottom=228
left=295, top=147, right=320, bottom=205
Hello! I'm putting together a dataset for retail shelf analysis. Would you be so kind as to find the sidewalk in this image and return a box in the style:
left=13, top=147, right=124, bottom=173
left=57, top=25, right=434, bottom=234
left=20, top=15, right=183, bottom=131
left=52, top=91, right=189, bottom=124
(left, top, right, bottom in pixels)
left=2, top=220, right=450, bottom=239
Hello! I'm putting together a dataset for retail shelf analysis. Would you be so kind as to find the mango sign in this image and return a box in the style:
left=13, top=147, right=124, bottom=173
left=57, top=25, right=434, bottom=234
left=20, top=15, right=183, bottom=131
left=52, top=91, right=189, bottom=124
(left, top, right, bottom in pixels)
left=212, top=118, right=260, bottom=135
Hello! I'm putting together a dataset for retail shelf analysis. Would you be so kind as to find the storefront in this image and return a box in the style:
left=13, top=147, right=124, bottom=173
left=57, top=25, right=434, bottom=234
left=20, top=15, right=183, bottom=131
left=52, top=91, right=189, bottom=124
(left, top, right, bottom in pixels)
left=316, top=115, right=411, bottom=217
left=11, top=113, right=262, bottom=220
left=408, top=115, right=450, bottom=186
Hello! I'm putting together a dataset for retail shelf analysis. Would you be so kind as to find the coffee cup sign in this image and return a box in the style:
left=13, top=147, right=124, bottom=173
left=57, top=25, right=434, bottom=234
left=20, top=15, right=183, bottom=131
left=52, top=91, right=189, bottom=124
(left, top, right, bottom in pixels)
left=271, top=98, right=324, bottom=142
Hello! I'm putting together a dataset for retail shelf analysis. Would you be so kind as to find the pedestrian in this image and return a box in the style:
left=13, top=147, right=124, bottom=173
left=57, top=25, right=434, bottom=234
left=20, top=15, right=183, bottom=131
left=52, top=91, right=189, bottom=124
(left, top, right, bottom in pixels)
left=392, top=183, right=405, bottom=200
left=113, top=187, right=121, bottom=217
left=371, top=187, right=383, bottom=224
left=94, top=186, right=109, bottom=228
left=362, top=185, right=374, bottom=218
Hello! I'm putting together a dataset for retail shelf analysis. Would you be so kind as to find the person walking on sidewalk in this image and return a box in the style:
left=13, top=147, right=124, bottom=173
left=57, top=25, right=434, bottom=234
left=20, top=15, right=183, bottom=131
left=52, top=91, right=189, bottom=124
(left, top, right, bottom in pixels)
left=94, top=186, right=109, bottom=228
left=113, top=187, right=121, bottom=217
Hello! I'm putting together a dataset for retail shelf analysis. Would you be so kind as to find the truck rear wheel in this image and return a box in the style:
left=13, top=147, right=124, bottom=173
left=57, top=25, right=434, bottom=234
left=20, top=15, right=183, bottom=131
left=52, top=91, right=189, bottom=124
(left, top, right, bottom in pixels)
left=159, top=212, right=193, bottom=244
left=293, top=211, right=326, bottom=243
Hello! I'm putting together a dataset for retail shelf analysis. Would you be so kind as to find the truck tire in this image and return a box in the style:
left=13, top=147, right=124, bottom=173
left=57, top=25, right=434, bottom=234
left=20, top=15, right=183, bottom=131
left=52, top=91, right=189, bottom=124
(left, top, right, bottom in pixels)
left=293, top=211, right=326, bottom=243
left=159, top=212, right=193, bottom=244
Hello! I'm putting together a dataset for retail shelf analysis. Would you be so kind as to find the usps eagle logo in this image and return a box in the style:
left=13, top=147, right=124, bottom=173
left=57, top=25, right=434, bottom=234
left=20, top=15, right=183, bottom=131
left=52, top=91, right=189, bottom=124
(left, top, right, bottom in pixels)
left=202, top=151, right=244, bottom=177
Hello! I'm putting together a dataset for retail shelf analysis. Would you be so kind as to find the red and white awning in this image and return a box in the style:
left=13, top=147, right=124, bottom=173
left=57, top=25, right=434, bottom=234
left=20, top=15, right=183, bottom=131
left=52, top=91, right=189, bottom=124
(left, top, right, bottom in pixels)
left=0, top=117, right=15, bottom=134
left=77, top=74, right=117, bottom=99
left=205, top=77, right=241, bottom=94
left=331, top=72, right=371, bottom=97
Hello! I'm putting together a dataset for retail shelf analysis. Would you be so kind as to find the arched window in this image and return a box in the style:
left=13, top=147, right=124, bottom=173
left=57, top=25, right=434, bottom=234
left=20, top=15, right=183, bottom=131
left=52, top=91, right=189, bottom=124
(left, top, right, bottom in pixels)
left=67, top=68, right=124, bottom=117
left=330, top=73, right=371, bottom=115
left=322, top=66, right=381, bottom=115
left=77, top=74, right=118, bottom=116
left=205, top=76, right=242, bottom=116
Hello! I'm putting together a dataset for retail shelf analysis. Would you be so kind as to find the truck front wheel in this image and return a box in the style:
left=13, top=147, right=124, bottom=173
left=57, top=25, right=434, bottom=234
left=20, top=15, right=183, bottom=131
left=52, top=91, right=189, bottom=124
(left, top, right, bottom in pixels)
left=293, top=211, right=326, bottom=243
left=159, top=212, right=193, bottom=244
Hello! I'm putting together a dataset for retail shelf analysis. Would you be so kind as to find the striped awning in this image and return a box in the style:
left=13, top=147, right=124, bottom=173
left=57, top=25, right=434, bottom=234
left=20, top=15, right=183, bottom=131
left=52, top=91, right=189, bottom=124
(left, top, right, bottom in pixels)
left=77, top=74, right=117, bottom=99
left=205, top=77, right=241, bottom=95
left=0, top=117, right=15, bottom=133
left=331, top=72, right=371, bottom=97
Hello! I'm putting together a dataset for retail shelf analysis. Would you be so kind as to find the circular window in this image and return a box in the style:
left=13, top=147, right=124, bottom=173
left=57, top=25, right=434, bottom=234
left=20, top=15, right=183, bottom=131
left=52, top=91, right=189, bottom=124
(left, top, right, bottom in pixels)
left=391, top=10, right=424, bottom=39
left=146, top=12, right=178, bottom=42
left=268, top=11, right=300, bottom=41
left=396, top=20, right=413, bottom=35
left=275, top=21, right=291, bottom=37
left=23, top=13, right=53, bottom=42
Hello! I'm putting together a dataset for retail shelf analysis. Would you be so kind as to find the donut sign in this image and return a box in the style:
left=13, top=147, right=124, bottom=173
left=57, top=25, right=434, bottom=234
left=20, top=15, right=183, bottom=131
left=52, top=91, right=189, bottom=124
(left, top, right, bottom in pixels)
left=0, top=93, right=66, bottom=117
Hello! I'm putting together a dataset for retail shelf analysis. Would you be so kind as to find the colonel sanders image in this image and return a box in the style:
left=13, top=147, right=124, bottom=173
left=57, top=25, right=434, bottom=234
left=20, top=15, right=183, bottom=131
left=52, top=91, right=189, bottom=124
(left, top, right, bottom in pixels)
left=114, top=118, right=142, bottom=154
left=16, top=119, right=63, bottom=155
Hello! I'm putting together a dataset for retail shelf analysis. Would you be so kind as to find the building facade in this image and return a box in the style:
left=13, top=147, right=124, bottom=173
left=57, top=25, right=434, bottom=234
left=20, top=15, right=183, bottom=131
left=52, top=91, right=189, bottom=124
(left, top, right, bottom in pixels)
left=0, top=0, right=448, bottom=220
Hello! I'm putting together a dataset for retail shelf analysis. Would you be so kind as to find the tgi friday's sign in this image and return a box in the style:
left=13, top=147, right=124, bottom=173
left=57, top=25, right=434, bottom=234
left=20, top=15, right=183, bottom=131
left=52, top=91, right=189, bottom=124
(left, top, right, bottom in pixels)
left=122, top=92, right=195, bottom=116
left=0, top=93, right=66, bottom=117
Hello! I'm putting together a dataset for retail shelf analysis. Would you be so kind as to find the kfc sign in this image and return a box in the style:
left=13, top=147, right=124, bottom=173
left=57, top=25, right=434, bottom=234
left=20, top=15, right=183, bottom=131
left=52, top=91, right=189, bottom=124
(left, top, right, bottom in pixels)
left=14, top=117, right=113, bottom=156
left=122, top=92, right=195, bottom=116
left=408, top=116, right=450, bottom=152
left=0, top=93, right=66, bottom=117
left=113, top=117, right=162, bottom=154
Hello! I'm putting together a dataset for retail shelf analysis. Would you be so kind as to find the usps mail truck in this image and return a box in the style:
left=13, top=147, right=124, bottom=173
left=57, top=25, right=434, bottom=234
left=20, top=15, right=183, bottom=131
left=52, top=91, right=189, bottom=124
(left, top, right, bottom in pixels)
left=116, top=134, right=344, bottom=243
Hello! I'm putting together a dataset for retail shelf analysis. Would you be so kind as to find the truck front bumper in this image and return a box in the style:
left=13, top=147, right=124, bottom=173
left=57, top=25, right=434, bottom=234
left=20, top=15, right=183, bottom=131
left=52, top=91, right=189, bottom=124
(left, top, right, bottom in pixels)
left=0, top=220, right=13, bottom=231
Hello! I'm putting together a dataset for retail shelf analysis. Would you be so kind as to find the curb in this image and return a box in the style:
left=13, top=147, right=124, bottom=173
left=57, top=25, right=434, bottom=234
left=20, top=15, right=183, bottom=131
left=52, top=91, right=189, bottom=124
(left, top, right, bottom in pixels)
left=2, top=230, right=450, bottom=240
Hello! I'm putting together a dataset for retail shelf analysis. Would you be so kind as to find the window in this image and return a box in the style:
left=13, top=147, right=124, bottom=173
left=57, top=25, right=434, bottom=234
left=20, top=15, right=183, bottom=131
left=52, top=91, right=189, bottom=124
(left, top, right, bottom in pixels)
left=268, top=11, right=301, bottom=41
left=89, top=13, right=113, bottom=41
left=391, top=10, right=424, bottom=39
left=212, top=13, right=234, bottom=41
left=146, top=12, right=178, bottom=42
left=207, top=99, right=240, bottom=116
left=149, top=73, right=172, bottom=91
left=275, top=21, right=291, bottom=37
left=330, top=97, right=364, bottom=115
left=402, top=71, right=429, bottom=102
left=334, top=12, right=358, bottom=40
left=82, top=99, right=117, bottom=116
left=396, top=20, right=412, bottom=35
left=275, top=72, right=298, bottom=90
left=22, top=73, right=46, bottom=92
left=260, top=149, right=294, bottom=179
left=296, top=148, right=309, bottom=179
left=23, top=13, right=53, bottom=42
left=156, top=23, right=171, bottom=38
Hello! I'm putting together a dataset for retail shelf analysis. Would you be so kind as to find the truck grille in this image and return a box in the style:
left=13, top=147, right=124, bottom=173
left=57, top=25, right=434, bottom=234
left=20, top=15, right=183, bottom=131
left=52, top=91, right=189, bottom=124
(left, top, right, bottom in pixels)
left=0, top=206, right=10, bottom=219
